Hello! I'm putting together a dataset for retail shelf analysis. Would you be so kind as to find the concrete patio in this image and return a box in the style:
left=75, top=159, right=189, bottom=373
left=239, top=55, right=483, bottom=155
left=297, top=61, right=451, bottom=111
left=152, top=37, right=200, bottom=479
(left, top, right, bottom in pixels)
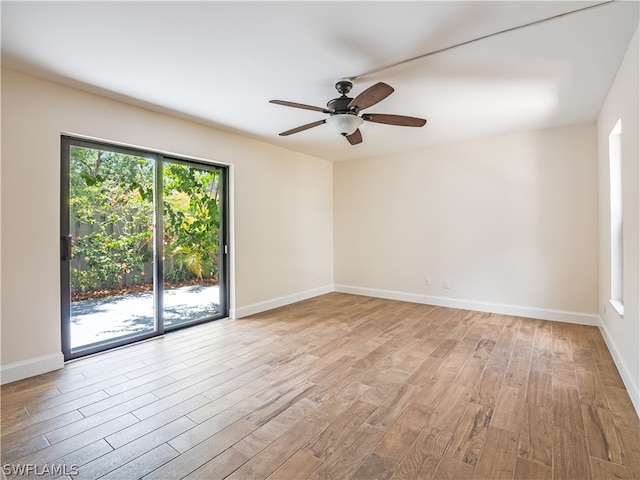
left=70, top=284, right=220, bottom=349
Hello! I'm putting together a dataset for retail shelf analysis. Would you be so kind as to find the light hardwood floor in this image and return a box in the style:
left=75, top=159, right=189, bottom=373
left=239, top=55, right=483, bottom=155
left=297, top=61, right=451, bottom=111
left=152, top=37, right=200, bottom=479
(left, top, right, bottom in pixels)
left=1, top=293, right=638, bottom=480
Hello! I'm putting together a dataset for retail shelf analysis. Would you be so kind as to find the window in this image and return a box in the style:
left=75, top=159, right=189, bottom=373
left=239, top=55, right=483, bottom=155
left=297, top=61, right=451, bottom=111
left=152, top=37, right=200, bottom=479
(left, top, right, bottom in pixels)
left=609, top=119, right=623, bottom=316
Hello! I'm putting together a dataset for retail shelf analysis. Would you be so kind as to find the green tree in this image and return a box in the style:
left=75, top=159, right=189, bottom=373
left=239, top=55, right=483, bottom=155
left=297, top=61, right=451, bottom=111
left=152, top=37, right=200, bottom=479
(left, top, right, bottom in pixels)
left=70, top=147, right=154, bottom=292
left=163, top=163, right=220, bottom=284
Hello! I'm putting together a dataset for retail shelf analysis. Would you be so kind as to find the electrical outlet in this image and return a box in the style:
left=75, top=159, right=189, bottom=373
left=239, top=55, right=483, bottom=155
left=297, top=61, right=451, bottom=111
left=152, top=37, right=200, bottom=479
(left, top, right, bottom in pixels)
left=444, top=279, right=451, bottom=289
left=424, top=276, right=431, bottom=286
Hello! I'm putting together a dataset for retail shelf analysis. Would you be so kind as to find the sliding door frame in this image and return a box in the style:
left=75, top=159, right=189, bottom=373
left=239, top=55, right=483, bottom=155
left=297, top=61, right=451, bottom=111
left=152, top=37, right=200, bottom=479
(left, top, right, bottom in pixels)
left=60, top=135, right=229, bottom=361
left=160, top=155, right=230, bottom=333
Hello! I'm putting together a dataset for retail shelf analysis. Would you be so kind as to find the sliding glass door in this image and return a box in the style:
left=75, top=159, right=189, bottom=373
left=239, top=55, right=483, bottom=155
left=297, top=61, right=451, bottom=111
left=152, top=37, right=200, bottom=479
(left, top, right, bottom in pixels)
left=161, top=160, right=225, bottom=328
left=61, top=137, right=228, bottom=360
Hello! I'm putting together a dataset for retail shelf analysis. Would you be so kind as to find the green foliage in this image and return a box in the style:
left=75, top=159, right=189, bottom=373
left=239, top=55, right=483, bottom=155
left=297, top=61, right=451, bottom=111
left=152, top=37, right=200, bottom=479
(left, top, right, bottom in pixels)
left=70, top=147, right=154, bottom=292
left=163, top=163, right=220, bottom=283
left=69, top=147, right=220, bottom=294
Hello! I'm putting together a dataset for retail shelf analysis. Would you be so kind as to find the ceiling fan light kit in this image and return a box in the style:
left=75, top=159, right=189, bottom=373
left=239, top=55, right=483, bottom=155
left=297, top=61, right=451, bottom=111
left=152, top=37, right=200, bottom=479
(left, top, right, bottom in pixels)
left=326, top=114, right=363, bottom=136
left=270, top=80, right=427, bottom=145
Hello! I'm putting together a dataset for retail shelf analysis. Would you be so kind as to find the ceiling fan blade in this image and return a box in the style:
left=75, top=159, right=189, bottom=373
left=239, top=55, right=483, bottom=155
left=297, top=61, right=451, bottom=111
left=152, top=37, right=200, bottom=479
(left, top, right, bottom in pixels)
left=278, top=119, right=326, bottom=136
left=362, top=113, right=426, bottom=127
left=347, top=82, right=394, bottom=111
left=270, top=100, right=331, bottom=114
left=346, top=128, right=363, bottom=145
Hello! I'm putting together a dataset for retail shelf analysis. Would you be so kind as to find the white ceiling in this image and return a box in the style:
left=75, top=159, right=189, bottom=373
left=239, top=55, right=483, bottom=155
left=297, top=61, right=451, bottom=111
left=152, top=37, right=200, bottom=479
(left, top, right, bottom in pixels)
left=2, top=1, right=638, bottom=162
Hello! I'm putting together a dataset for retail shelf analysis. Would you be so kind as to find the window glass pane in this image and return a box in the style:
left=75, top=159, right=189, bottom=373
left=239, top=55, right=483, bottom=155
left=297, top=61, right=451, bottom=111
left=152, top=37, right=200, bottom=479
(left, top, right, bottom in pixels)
left=162, top=161, right=222, bottom=328
left=69, top=145, right=156, bottom=350
left=609, top=119, right=623, bottom=311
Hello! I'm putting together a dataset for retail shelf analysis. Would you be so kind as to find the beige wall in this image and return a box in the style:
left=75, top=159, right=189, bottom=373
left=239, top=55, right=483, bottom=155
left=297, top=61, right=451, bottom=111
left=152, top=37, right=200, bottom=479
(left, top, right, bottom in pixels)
left=597, top=27, right=639, bottom=414
left=1, top=69, right=334, bottom=374
left=334, top=124, right=599, bottom=321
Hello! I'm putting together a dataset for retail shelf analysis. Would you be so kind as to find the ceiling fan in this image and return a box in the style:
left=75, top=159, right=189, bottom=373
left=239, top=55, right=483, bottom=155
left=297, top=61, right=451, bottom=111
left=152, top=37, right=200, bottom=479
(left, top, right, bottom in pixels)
left=269, top=80, right=426, bottom=145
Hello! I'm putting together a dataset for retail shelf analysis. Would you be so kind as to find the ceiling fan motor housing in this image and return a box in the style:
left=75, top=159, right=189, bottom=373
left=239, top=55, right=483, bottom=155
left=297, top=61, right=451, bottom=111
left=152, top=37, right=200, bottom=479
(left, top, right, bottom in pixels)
left=327, top=96, right=356, bottom=114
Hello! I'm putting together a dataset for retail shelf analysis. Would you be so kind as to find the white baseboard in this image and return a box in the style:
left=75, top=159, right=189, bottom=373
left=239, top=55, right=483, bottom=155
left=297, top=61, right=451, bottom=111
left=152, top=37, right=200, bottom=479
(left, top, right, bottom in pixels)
left=1, top=352, right=65, bottom=385
left=334, top=285, right=600, bottom=326
left=598, top=320, right=640, bottom=419
left=231, top=284, right=334, bottom=319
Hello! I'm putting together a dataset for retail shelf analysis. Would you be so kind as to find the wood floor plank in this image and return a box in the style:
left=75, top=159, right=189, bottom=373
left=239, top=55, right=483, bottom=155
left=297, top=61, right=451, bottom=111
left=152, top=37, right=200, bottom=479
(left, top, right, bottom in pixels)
left=130, top=380, right=219, bottom=421
left=491, top=385, right=525, bottom=433
left=577, top=369, right=609, bottom=408
left=581, top=403, right=625, bottom=465
left=472, top=426, right=518, bottom=480
left=433, top=455, right=476, bottom=480
left=0, top=405, right=30, bottom=428
left=143, top=419, right=257, bottom=480
left=553, top=385, right=584, bottom=434
left=513, top=456, right=552, bottom=480
left=2, top=293, right=638, bottom=480
left=101, top=368, right=179, bottom=397
left=4, top=391, right=110, bottom=434
left=405, top=356, right=444, bottom=388
left=428, top=383, right=469, bottom=433
left=182, top=446, right=250, bottom=480
left=0, top=434, right=50, bottom=465
left=0, top=410, right=83, bottom=450
left=19, top=375, right=128, bottom=414
left=453, top=356, right=487, bottom=389
left=517, top=402, right=553, bottom=467
left=352, top=452, right=398, bottom=480
left=45, top=393, right=159, bottom=445
left=590, top=457, right=633, bottom=480
left=307, top=399, right=377, bottom=461
left=391, top=425, right=452, bottom=480
left=265, top=450, right=322, bottom=480
left=466, top=363, right=504, bottom=409
left=596, top=362, right=626, bottom=389
left=168, top=398, right=260, bottom=454
left=359, top=381, right=400, bottom=407
left=104, top=394, right=211, bottom=449
left=604, top=386, right=639, bottom=427
left=240, top=378, right=316, bottom=428
left=74, top=417, right=195, bottom=480
left=1, top=384, right=63, bottom=412
left=12, top=413, right=139, bottom=466
left=374, top=401, right=435, bottom=463
left=56, top=439, right=115, bottom=473
left=553, top=426, right=592, bottom=480
left=7, top=370, right=87, bottom=395
left=184, top=367, right=291, bottom=425
left=228, top=408, right=323, bottom=479
left=366, top=382, right=419, bottom=431
left=526, top=369, right=553, bottom=408
left=247, top=396, right=317, bottom=449
left=444, top=401, right=492, bottom=467
left=98, top=443, right=179, bottom=480
left=573, top=341, right=598, bottom=374
left=303, top=379, right=370, bottom=429
left=530, top=344, right=552, bottom=375
left=79, top=376, right=176, bottom=417
left=306, top=423, right=386, bottom=480
left=615, top=425, right=640, bottom=478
